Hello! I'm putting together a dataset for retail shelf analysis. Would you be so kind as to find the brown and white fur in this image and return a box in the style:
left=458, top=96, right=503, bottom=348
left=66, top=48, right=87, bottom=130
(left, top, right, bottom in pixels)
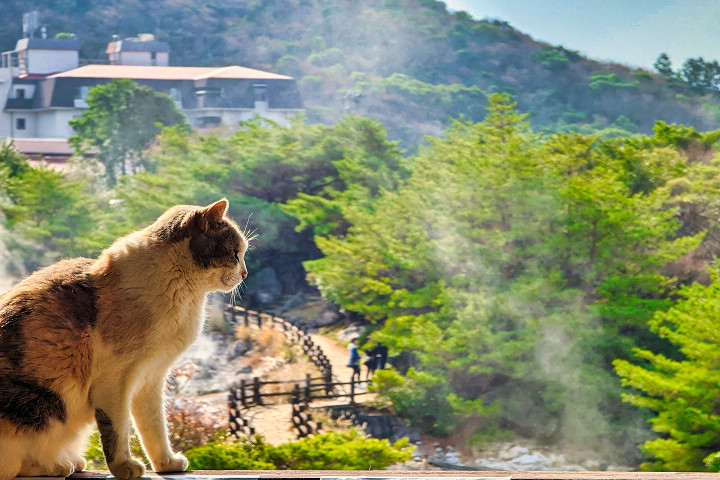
left=0, top=199, right=248, bottom=479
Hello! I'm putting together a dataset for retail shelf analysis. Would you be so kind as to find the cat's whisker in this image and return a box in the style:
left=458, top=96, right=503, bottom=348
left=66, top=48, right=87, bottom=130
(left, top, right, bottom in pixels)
left=242, top=215, right=259, bottom=244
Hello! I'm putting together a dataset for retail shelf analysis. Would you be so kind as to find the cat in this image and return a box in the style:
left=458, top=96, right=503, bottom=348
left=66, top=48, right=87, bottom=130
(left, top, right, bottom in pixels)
left=0, top=198, right=248, bottom=480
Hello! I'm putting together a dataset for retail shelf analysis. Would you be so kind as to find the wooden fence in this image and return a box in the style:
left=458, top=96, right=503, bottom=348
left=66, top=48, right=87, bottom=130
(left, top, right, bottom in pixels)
left=228, top=374, right=370, bottom=438
left=225, top=305, right=333, bottom=380
left=225, top=304, right=372, bottom=439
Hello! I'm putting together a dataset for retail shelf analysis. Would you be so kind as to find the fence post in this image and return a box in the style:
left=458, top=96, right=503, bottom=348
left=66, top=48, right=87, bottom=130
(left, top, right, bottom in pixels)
left=292, top=383, right=300, bottom=405
left=324, top=370, right=333, bottom=396
left=304, top=373, right=312, bottom=402
left=228, top=389, right=237, bottom=437
left=239, top=380, right=247, bottom=408
left=253, top=376, right=263, bottom=406
left=350, top=377, right=356, bottom=406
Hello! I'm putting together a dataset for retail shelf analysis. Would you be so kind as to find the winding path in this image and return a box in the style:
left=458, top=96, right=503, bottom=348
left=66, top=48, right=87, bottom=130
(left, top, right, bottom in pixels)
left=235, top=332, right=368, bottom=445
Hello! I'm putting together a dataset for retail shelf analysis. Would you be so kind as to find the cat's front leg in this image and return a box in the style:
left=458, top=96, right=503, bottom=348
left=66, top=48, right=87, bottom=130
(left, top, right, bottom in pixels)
left=92, top=386, right=146, bottom=479
left=131, top=377, right=188, bottom=473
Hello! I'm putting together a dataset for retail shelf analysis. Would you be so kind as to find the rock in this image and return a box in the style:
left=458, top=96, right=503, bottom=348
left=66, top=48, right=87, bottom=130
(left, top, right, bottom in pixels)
left=226, top=340, right=249, bottom=360
left=315, top=304, right=342, bottom=327
left=583, top=459, right=601, bottom=470
left=288, top=315, right=309, bottom=328
left=236, top=365, right=252, bottom=374
left=445, top=452, right=461, bottom=463
left=498, top=445, right=530, bottom=460
left=280, top=291, right=305, bottom=312
left=512, top=453, right=552, bottom=467
left=337, top=325, right=366, bottom=343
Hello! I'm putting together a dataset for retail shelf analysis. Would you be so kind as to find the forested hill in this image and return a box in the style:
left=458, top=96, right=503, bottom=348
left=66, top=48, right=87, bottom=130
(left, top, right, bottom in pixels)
left=3, top=0, right=720, bottom=145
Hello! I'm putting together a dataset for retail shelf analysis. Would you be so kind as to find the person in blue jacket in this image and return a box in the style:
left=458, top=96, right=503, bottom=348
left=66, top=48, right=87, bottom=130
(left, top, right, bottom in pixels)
left=347, top=337, right=361, bottom=382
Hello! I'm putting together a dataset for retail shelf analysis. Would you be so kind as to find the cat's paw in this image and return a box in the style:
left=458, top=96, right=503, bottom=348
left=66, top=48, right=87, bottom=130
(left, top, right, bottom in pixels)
left=72, top=456, right=87, bottom=472
left=108, top=458, right=146, bottom=479
left=18, top=460, right=75, bottom=477
left=154, top=453, right=189, bottom=473
left=55, top=461, right=76, bottom=477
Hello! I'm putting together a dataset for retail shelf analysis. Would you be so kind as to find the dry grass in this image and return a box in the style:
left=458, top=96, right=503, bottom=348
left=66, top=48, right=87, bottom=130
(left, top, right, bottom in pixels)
left=234, top=325, right=287, bottom=356
left=244, top=351, right=265, bottom=369
left=308, top=408, right=355, bottom=433
left=256, top=327, right=286, bottom=354
left=235, top=324, right=252, bottom=342
left=262, top=354, right=319, bottom=396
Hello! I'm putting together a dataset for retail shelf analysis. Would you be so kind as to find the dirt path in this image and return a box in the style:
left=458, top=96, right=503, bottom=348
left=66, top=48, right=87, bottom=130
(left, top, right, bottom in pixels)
left=310, top=333, right=356, bottom=383
left=246, top=403, right=296, bottom=445
left=194, top=331, right=373, bottom=445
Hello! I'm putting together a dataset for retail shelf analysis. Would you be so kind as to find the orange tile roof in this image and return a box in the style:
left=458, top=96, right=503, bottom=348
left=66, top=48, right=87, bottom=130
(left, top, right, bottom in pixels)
left=49, top=64, right=292, bottom=81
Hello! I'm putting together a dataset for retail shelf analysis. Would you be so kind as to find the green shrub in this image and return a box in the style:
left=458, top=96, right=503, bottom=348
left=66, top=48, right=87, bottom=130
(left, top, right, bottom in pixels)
left=271, top=429, right=412, bottom=470
left=532, top=46, right=571, bottom=71
left=372, top=369, right=456, bottom=436
left=186, top=429, right=413, bottom=470
left=185, top=435, right=276, bottom=470
left=589, top=73, right=638, bottom=90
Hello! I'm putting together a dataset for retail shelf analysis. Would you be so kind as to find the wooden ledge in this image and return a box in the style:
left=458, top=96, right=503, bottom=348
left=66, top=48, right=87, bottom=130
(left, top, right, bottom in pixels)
left=15, top=471, right=718, bottom=480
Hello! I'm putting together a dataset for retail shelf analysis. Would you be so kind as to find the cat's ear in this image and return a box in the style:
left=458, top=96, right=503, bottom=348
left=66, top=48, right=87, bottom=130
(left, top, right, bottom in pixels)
left=195, top=199, right=228, bottom=232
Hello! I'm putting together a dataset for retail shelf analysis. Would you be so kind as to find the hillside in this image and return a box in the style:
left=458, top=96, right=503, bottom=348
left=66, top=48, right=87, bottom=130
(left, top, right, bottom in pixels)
left=3, top=0, right=720, bottom=146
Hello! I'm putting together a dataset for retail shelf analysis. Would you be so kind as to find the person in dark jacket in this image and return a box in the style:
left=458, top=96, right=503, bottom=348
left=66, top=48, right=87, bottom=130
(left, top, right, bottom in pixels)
left=373, top=341, right=388, bottom=370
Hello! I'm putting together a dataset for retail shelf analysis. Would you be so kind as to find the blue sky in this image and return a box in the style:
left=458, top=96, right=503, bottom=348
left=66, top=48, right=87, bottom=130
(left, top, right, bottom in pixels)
left=443, top=0, right=720, bottom=70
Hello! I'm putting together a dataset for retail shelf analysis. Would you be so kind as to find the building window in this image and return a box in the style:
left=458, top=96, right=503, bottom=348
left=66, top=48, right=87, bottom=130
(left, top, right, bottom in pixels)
left=16, top=118, right=26, bottom=130
left=253, top=84, right=267, bottom=102
left=197, top=116, right=222, bottom=127
left=15, top=88, right=26, bottom=99
left=75, top=86, right=90, bottom=99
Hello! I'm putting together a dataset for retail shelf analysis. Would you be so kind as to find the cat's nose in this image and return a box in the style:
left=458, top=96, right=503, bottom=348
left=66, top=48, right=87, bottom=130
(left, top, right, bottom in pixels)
left=241, top=269, right=248, bottom=280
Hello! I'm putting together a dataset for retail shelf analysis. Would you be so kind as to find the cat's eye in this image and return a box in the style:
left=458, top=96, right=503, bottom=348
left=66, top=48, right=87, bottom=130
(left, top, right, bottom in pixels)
left=233, top=250, right=239, bottom=261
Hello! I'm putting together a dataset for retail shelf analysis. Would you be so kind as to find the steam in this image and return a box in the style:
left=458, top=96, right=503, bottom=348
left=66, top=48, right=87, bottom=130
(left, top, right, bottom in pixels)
left=534, top=314, right=612, bottom=454
left=0, top=223, right=22, bottom=295
left=183, top=332, right=220, bottom=366
left=422, top=196, right=634, bottom=463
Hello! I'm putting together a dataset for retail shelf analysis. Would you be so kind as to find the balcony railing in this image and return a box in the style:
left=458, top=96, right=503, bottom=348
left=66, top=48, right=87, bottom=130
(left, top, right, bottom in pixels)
left=4, top=97, right=34, bottom=109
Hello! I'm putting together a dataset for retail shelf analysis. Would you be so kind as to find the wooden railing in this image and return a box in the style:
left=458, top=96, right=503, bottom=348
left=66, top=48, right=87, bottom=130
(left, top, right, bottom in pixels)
left=228, top=374, right=370, bottom=439
left=225, top=304, right=371, bottom=439
left=225, top=305, right=333, bottom=379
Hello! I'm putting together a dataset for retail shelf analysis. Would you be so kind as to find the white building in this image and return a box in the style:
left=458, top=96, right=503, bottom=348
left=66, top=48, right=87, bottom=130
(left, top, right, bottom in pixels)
left=1, top=35, right=303, bottom=159
left=106, top=35, right=170, bottom=67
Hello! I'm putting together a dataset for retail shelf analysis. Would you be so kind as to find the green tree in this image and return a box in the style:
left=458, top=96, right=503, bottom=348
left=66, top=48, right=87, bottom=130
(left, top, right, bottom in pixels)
left=653, top=53, right=674, bottom=77
left=0, top=158, right=102, bottom=272
left=299, top=96, right=703, bottom=450
left=678, top=57, right=720, bottom=94
left=109, top=117, right=406, bottom=300
left=614, top=267, right=720, bottom=471
left=69, top=79, right=188, bottom=186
